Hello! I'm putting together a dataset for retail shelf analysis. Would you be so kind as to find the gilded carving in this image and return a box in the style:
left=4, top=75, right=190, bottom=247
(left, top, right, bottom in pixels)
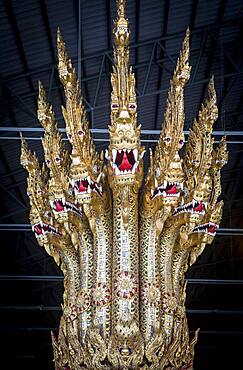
left=20, top=1, right=228, bottom=369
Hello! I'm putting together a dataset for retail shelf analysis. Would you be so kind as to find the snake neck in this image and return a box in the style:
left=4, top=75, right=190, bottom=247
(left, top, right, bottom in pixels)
left=159, top=217, right=184, bottom=342
left=85, top=201, right=113, bottom=339
left=112, top=185, right=139, bottom=326
left=160, top=219, right=181, bottom=294
left=172, top=249, right=189, bottom=305
left=140, top=211, right=162, bottom=340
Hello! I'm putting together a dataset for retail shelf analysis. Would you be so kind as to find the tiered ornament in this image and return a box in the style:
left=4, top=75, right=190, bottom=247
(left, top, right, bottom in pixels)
left=20, top=1, right=228, bottom=369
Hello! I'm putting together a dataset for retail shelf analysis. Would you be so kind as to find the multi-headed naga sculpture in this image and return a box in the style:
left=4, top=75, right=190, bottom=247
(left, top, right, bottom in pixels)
left=20, top=1, right=228, bottom=369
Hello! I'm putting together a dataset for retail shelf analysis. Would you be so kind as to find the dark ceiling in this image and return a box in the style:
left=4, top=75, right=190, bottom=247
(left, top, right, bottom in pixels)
left=0, top=0, right=243, bottom=369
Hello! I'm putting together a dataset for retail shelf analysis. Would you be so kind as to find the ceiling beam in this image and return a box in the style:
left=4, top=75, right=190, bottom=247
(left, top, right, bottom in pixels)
left=1, top=64, right=242, bottom=115
left=2, top=16, right=243, bottom=86
left=4, top=0, right=36, bottom=109
left=198, top=0, right=227, bottom=109
left=153, top=0, right=170, bottom=131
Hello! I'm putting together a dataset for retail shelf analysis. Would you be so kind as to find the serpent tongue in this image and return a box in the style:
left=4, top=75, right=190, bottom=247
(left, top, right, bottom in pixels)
left=118, top=152, right=132, bottom=171
left=55, top=201, right=64, bottom=212
left=34, top=225, right=43, bottom=235
left=79, top=181, right=87, bottom=192
left=166, top=184, right=178, bottom=194
left=209, top=225, right=216, bottom=233
left=194, top=202, right=204, bottom=212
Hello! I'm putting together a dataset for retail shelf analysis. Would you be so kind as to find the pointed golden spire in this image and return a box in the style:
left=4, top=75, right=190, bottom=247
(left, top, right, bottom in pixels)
left=57, top=29, right=98, bottom=169
left=214, top=136, right=228, bottom=169
left=37, top=80, right=56, bottom=131
left=208, top=75, right=216, bottom=102
left=159, top=29, right=191, bottom=142
left=117, top=0, right=125, bottom=18
left=20, top=133, right=45, bottom=205
left=110, top=0, right=137, bottom=125
left=152, top=29, right=191, bottom=179
left=207, top=136, right=228, bottom=209
left=57, top=28, right=87, bottom=125
left=57, top=28, right=76, bottom=90
left=20, top=133, right=40, bottom=173
left=173, top=27, right=191, bottom=83
left=198, top=76, right=218, bottom=132
left=20, top=132, right=30, bottom=169
left=107, top=0, right=143, bottom=189
left=183, top=77, right=218, bottom=190
left=37, top=81, right=69, bottom=177
left=114, top=0, right=129, bottom=43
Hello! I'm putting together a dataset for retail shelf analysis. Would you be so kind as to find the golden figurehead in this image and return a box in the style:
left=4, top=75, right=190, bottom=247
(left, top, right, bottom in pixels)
left=20, top=1, right=228, bottom=369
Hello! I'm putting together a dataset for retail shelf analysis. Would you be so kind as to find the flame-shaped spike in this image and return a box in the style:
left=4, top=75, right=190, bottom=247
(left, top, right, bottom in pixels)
left=20, top=131, right=28, bottom=160
left=57, top=28, right=76, bottom=88
left=213, top=135, right=228, bottom=170
left=38, top=80, right=45, bottom=97
left=174, top=27, right=191, bottom=84
left=20, top=133, right=45, bottom=213
left=20, top=133, right=39, bottom=173
left=218, top=136, right=228, bottom=165
left=117, top=0, right=126, bottom=18
left=37, top=81, right=56, bottom=131
left=182, top=75, right=221, bottom=199
left=208, top=75, right=216, bottom=102
left=37, top=81, right=69, bottom=178
left=197, top=76, right=217, bottom=133
left=38, top=80, right=47, bottom=121
left=110, top=0, right=138, bottom=127
left=206, top=76, right=217, bottom=117
left=217, top=199, right=224, bottom=214
left=184, top=27, right=190, bottom=56
left=57, top=27, right=66, bottom=66
left=160, top=29, right=191, bottom=138
left=56, top=30, right=98, bottom=169
left=150, top=28, right=191, bottom=186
